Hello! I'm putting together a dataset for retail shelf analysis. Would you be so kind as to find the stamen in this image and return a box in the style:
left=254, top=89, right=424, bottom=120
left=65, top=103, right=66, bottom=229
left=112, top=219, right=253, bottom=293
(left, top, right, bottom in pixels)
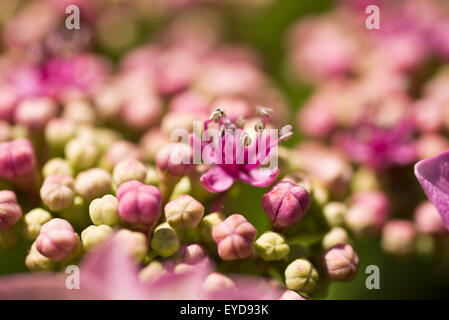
left=255, top=121, right=265, bottom=132
left=236, top=117, right=245, bottom=129
left=240, top=132, right=252, bottom=147
left=280, top=125, right=293, bottom=136
left=210, top=108, right=225, bottom=123
left=219, top=125, right=226, bottom=137
left=256, top=106, right=273, bottom=118
left=280, top=132, right=294, bottom=141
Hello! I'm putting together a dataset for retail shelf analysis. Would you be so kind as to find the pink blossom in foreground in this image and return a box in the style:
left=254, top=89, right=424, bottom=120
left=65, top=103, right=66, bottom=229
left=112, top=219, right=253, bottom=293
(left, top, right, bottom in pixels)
left=0, top=236, right=281, bottom=299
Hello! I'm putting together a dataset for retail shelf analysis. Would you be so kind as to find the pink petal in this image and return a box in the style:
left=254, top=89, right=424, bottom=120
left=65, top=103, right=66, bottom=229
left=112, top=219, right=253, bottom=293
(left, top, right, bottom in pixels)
left=200, top=166, right=234, bottom=193
left=239, top=167, right=279, bottom=188
left=80, top=236, right=150, bottom=299
left=415, top=149, right=449, bottom=230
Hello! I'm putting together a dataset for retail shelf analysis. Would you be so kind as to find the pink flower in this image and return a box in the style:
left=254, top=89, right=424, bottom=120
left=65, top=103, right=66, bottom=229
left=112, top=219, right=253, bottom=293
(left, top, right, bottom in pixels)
left=117, top=180, right=162, bottom=227
left=0, top=190, right=22, bottom=232
left=0, top=139, right=36, bottom=180
left=196, top=108, right=289, bottom=193
left=415, top=149, right=449, bottom=230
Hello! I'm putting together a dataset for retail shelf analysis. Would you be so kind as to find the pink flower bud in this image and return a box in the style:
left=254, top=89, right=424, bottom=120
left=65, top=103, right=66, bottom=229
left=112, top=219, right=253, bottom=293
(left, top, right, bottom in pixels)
left=176, top=244, right=207, bottom=265
left=15, top=97, right=58, bottom=131
left=262, top=179, right=311, bottom=229
left=156, top=143, right=193, bottom=176
left=164, top=194, right=205, bottom=230
left=279, top=290, right=307, bottom=300
left=112, top=158, right=147, bottom=188
left=322, top=244, right=359, bottom=282
left=35, top=218, right=78, bottom=261
left=212, top=214, right=257, bottom=260
left=0, top=190, right=22, bottom=231
left=117, top=180, right=162, bottom=227
left=414, top=201, right=447, bottom=235
left=381, top=220, right=416, bottom=256
left=122, top=94, right=162, bottom=131
left=40, top=174, right=75, bottom=211
left=139, top=129, right=168, bottom=162
left=100, top=140, right=141, bottom=171
left=0, top=139, right=36, bottom=180
left=75, top=168, right=112, bottom=201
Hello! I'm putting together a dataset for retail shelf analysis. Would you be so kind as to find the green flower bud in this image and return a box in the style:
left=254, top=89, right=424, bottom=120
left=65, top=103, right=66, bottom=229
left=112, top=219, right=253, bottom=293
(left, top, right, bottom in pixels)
left=164, top=195, right=205, bottom=230
left=65, top=138, right=100, bottom=172
left=112, top=158, right=146, bottom=189
left=115, top=229, right=148, bottom=263
left=42, top=158, right=73, bottom=178
left=322, top=227, right=351, bottom=250
left=60, top=196, right=91, bottom=230
left=75, top=168, right=112, bottom=202
left=169, top=176, right=191, bottom=201
left=351, top=166, right=379, bottom=192
left=81, top=225, right=114, bottom=250
left=254, top=231, right=290, bottom=261
left=285, top=259, right=319, bottom=293
left=44, top=118, right=76, bottom=152
left=26, top=242, right=55, bottom=272
left=89, top=194, right=120, bottom=226
left=23, top=208, right=52, bottom=240
left=323, top=202, right=346, bottom=227
left=40, top=174, right=75, bottom=211
left=139, top=261, right=167, bottom=283
left=144, top=167, right=159, bottom=186
left=200, top=212, right=225, bottom=243
left=151, top=222, right=180, bottom=257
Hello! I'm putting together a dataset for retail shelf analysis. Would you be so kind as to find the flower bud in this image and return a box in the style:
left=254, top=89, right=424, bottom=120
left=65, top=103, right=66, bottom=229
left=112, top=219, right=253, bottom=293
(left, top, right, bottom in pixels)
left=99, top=140, right=141, bottom=171
left=321, top=244, right=359, bottom=281
left=381, top=220, right=416, bottom=256
left=74, top=168, right=112, bottom=201
left=139, top=261, right=167, bottom=283
left=199, top=212, right=225, bottom=243
left=26, top=242, right=55, bottom=272
left=151, top=222, right=180, bottom=257
left=169, top=176, right=191, bottom=201
left=65, top=138, right=100, bottom=172
left=60, top=196, right=91, bottom=230
left=262, top=179, right=311, bottom=229
left=81, top=225, right=114, bottom=250
left=254, top=231, right=290, bottom=261
left=279, top=290, right=307, bottom=300
left=176, top=244, right=207, bottom=265
left=40, top=174, right=75, bottom=211
left=35, top=218, right=78, bottom=261
left=285, top=259, right=319, bottom=293
left=15, top=97, right=58, bottom=131
left=44, top=118, right=76, bottom=151
left=63, top=99, right=96, bottom=125
left=42, top=158, right=73, bottom=178
left=0, top=190, right=22, bottom=231
left=323, top=202, right=347, bottom=227
left=144, top=167, right=159, bottom=186
left=202, top=272, right=236, bottom=293
left=212, top=214, right=257, bottom=260
left=23, top=208, right=52, bottom=240
left=414, top=201, right=446, bottom=235
left=0, top=138, right=36, bottom=180
left=117, top=180, right=162, bottom=227
left=115, top=229, right=148, bottom=263
left=156, top=143, right=193, bottom=176
left=89, top=194, right=120, bottom=226
left=165, top=194, right=205, bottom=230
left=112, top=158, right=146, bottom=189
left=322, top=227, right=351, bottom=249
left=346, top=191, right=389, bottom=236
left=140, top=129, right=168, bottom=162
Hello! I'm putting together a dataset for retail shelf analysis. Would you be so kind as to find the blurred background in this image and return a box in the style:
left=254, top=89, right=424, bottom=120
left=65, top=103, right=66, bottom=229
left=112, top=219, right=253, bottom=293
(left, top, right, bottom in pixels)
left=1, top=0, right=449, bottom=299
